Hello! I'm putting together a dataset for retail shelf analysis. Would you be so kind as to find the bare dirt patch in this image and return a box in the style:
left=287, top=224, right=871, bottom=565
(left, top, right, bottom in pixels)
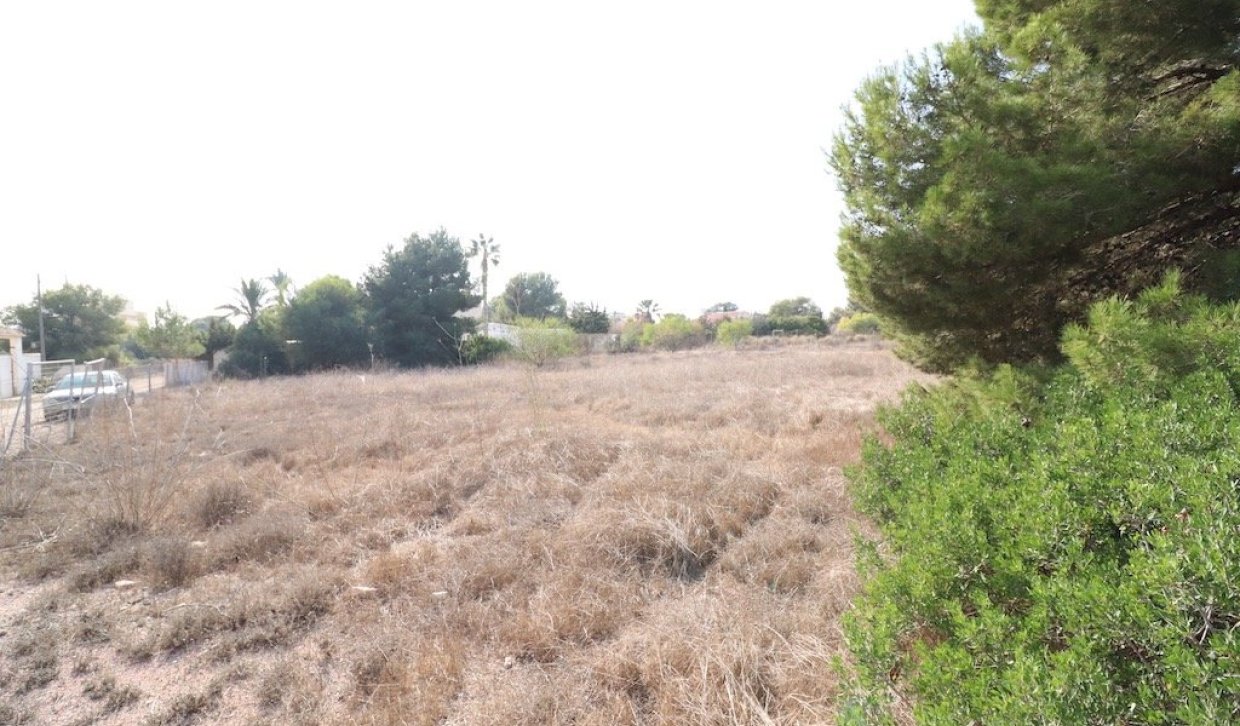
left=0, top=338, right=927, bottom=724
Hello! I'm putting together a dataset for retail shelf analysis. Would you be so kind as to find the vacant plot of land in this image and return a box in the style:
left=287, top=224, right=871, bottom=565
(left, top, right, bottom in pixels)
left=0, top=338, right=927, bottom=725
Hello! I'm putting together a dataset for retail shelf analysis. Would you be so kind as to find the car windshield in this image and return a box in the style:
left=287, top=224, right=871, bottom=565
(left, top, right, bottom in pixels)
left=54, top=373, right=105, bottom=390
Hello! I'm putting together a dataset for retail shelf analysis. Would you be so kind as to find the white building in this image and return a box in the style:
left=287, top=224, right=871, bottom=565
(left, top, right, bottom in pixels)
left=0, top=327, right=40, bottom=399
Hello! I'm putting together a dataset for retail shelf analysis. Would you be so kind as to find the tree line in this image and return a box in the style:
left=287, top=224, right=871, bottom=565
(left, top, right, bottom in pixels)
left=2, top=230, right=864, bottom=374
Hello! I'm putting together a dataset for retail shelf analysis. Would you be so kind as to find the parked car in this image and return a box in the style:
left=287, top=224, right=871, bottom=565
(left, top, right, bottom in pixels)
left=43, top=370, right=133, bottom=421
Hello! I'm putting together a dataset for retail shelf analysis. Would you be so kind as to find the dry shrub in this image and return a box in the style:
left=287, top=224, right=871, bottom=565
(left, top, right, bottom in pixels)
left=351, top=634, right=466, bottom=725
left=361, top=539, right=444, bottom=598
left=82, top=674, right=142, bottom=715
left=7, top=629, right=60, bottom=694
left=241, top=446, right=279, bottom=466
left=145, top=569, right=338, bottom=655
left=256, top=655, right=325, bottom=721
left=0, top=459, right=49, bottom=520
left=209, top=510, right=304, bottom=568
left=563, top=462, right=779, bottom=578
left=501, top=571, right=645, bottom=662
left=717, top=516, right=824, bottom=594
left=187, top=480, right=253, bottom=529
left=70, top=541, right=143, bottom=592
left=450, top=666, right=639, bottom=726
left=70, top=610, right=112, bottom=645
left=304, top=490, right=343, bottom=520
left=72, top=395, right=204, bottom=532
left=144, top=536, right=199, bottom=590
left=145, top=681, right=223, bottom=726
left=783, top=471, right=850, bottom=526
left=446, top=510, right=496, bottom=536
left=384, top=469, right=461, bottom=522
left=361, top=550, right=408, bottom=593
left=449, top=541, right=524, bottom=602
left=797, top=410, right=875, bottom=468
left=589, top=588, right=836, bottom=724
left=19, top=511, right=141, bottom=582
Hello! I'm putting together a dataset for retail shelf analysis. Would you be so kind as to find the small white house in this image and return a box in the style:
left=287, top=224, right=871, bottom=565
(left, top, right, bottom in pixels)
left=482, top=322, right=522, bottom=345
left=0, top=327, right=28, bottom=399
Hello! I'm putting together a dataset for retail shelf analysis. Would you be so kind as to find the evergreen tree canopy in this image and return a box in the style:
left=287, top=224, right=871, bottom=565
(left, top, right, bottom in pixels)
left=362, top=229, right=478, bottom=367
left=568, top=302, right=611, bottom=334
left=134, top=303, right=205, bottom=359
left=500, top=272, right=566, bottom=321
left=220, top=310, right=288, bottom=378
left=832, top=0, right=1240, bottom=370
left=285, top=275, right=369, bottom=370
left=3, top=283, right=126, bottom=361
left=191, top=316, right=235, bottom=368
left=768, top=297, right=823, bottom=319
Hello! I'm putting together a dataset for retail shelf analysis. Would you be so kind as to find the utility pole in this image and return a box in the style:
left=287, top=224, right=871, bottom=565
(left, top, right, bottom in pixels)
left=37, top=274, right=46, bottom=358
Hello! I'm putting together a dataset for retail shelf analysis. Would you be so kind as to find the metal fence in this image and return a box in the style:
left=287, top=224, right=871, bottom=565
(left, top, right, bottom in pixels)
left=0, top=358, right=209, bottom=457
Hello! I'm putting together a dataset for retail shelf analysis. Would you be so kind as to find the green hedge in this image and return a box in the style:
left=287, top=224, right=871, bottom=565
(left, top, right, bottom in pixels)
left=844, top=274, right=1240, bottom=724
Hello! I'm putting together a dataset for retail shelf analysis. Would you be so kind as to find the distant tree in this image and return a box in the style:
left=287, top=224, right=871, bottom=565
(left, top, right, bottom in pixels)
left=191, top=316, right=236, bottom=369
left=825, top=301, right=863, bottom=330
left=635, top=299, right=661, bottom=324
left=501, top=272, right=566, bottom=321
left=568, top=302, right=611, bottom=334
left=218, top=278, right=269, bottom=325
left=757, top=296, right=827, bottom=337
left=220, top=310, right=288, bottom=378
left=769, top=297, right=822, bottom=319
left=837, top=312, right=882, bottom=335
left=361, top=229, right=479, bottom=367
left=134, top=303, right=206, bottom=359
left=460, top=335, right=513, bottom=365
left=641, top=314, right=706, bottom=351
left=513, top=318, right=580, bottom=366
left=284, top=275, right=369, bottom=370
left=705, top=302, right=739, bottom=313
left=488, top=295, right=513, bottom=323
left=269, top=269, right=295, bottom=308
left=716, top=318, right=754, bottom=346
left=3, top=283, right=125, bottom=361
left=468, top=235, right=501, bottom=323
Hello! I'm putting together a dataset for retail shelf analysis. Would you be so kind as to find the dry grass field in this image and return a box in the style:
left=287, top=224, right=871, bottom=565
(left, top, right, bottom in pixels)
left=0, top=338, right=928, bottom=725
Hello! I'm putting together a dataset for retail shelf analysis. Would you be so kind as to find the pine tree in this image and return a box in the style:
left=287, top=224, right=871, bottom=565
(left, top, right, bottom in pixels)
left=832, top=0, right=1240, bottom=370
left=361, top=229, right=479, bottom=367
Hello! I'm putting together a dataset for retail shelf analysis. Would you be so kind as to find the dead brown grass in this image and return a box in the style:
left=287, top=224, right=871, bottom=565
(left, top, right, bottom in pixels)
left=0, top=338, right=928, bottom=724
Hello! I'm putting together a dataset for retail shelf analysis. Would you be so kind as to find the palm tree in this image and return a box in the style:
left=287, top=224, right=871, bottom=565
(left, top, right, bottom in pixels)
left=469, top=235, right=501, bottom=323
left=269, top=269, right=294, bottom=307
left=636, top=299, right=660, bottom=323
left=218, top=278, right=269, bottom=325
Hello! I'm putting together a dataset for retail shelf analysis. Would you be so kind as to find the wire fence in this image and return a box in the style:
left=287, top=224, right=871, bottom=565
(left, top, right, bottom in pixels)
left=0, top=358, right=208, bottom=457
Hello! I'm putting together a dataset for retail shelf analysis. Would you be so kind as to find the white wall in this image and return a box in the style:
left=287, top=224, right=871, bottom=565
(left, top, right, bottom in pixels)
left=0, top=354, right=11, bottom=399
left=483, top=322, right=522, bottom=345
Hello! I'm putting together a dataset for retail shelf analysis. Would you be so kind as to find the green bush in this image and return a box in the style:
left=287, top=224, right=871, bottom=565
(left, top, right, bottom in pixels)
left=514, top=318, right=578, bottom=366
left=617, top=319, right=649, bottom=353
left=751, top=314, right=828, bottom=337
left=460, top=335, right=513, bottom=365
left=567, top=302, right=611, bottom=334
left=836, top=312, right=880, bottom=334
left=715, top=318, right=753, bottom=346
left=640, top=314, right=706, bottom=351
left=219, top=313, right=288, bottom=378
left=843, top=274, right=1240, bottom=724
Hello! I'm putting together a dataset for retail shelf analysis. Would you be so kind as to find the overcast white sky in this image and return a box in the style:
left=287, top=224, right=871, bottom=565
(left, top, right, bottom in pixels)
left=1, top=1, right=977, bottom=323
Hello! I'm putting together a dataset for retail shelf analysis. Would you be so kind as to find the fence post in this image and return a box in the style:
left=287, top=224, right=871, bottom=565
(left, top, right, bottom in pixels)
left=23, top=362, right=33, bottom=450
